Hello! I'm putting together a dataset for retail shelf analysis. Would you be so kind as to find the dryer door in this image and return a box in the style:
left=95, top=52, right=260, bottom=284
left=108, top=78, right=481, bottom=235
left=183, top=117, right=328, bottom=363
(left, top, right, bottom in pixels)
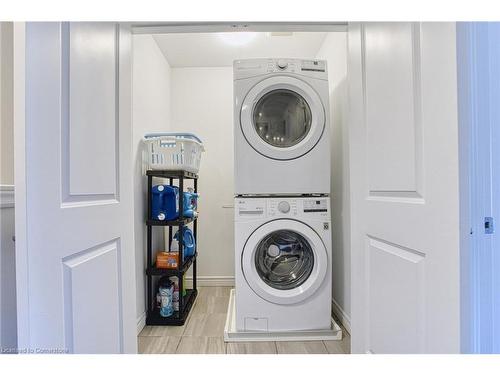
left=240, top=76, right=326, bottom=160
left=242, top=219, right=328, bottom=305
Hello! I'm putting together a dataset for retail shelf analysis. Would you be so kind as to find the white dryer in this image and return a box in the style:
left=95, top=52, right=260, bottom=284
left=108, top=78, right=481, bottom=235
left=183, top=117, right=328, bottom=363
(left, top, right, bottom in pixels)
left=234, top=196, right=332, bottom=332
left=234, top=58, right=331, bottom=195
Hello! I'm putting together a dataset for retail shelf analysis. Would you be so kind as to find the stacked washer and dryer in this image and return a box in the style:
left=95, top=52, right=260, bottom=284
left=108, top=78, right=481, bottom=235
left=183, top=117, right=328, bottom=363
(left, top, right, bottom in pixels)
left=225, top=58, right=341, bottom=341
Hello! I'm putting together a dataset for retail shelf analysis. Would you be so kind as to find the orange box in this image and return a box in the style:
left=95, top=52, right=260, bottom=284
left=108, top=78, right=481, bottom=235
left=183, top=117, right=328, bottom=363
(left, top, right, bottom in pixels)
left=156, top=251, right=179, bottom=269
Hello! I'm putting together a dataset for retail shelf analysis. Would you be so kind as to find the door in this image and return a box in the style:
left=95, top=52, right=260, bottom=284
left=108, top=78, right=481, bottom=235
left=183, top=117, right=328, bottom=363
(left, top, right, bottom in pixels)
left=242, top=219, right=327, bottom=304
left=240, top=76, right=325, bottom=160
left=14, top=22, right=136, bottom=353
left=349, top=23, right=461, bottom=353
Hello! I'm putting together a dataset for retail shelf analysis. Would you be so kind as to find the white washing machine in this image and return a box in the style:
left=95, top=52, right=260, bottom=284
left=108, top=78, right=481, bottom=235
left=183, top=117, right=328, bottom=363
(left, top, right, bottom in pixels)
left=234, top=196, right=332, bottom=332
left=234, top=58, right=331, bottom=195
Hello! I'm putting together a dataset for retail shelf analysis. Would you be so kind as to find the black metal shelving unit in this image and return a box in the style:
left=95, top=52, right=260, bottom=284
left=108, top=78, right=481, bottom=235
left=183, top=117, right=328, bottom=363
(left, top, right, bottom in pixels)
left=145, top=169, right=198, bottom=326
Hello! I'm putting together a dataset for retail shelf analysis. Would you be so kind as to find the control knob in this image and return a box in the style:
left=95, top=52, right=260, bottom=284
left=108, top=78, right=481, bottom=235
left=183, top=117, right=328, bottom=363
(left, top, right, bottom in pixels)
left=278, top=201, right=291, bottom=213
left=277, top=59, right=288, bottom=70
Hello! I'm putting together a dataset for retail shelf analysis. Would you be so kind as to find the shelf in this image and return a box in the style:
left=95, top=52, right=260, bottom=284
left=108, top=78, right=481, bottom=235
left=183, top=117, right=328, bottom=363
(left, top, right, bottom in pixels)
left=147, top=216, right=195, bottom=226
left=146, top=169, right=198, bottom=328
left=146, top=289, right=198, bottom=326
left=146, top=253, right=197, bottom=276
left=146, top=170, right=198, bottom=180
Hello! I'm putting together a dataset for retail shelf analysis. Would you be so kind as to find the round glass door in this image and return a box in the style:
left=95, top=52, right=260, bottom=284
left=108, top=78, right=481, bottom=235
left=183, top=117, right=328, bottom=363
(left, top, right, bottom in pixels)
left=255, top=229, right=314, bottom=290
left=242, top=219, right=328, bottom=305
left=240, top=76, right=325, bottom=161
left=253, top=90, right=312, bottom=148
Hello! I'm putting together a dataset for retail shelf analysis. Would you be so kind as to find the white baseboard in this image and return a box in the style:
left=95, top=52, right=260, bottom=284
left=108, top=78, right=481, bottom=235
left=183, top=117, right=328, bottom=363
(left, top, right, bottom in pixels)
left=136, top=311, right=146, bottom=334
left=185, top=276, right=235, bottom=287
left=0, top=185, right=14, bottom=208
left=331, top=298, right=351, bottom=334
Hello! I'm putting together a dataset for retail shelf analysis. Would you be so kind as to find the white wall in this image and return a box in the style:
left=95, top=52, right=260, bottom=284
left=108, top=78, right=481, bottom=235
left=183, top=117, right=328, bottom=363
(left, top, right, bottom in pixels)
left=1, top=23, right=14, bottom=186
left=0, top=22, right=17, bottom=351
left=170, top=67, right=234, bottom=282
left=132, top=34, right=172, bottom=328
left=0, top=191, right=16, bottom=351
left=316, top=32, right=351, bottom=329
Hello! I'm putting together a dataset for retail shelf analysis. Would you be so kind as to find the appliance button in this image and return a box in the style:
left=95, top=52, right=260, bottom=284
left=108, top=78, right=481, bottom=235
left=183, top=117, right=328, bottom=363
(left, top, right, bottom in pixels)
left=278, top=201, right=291, bottom=213
left=277, top=59, right=288, bottom=70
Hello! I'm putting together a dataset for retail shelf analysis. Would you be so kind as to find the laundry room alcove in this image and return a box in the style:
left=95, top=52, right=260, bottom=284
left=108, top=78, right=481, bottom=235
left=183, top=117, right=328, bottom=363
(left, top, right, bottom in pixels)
left=131, top=25, right=351, bottom=353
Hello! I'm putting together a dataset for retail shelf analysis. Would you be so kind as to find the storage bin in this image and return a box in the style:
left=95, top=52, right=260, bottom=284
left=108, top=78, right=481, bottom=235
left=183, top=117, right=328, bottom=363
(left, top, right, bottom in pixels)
left=143, top=133, right=205, bottom=173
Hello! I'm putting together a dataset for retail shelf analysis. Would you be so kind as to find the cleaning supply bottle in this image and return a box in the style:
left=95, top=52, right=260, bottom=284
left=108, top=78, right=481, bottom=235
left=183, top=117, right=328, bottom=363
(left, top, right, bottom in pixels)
left=158, top=277, right=174, bottom=317
left=182, top=188, right=199, bottom=218
left=151, top=185, right=179, bottom=220
left=173, top=228, right=196, bottom=258
left=169, top=277, right=179, bottom=311
left=170, top=235, right=179, bottom=252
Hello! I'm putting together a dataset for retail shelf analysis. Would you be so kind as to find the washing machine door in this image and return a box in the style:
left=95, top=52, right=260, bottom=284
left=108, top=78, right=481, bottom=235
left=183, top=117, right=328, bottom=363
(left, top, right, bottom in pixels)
left=242, top=219, right=328, bottom=305
left=240, top=76, right=325, bottom=160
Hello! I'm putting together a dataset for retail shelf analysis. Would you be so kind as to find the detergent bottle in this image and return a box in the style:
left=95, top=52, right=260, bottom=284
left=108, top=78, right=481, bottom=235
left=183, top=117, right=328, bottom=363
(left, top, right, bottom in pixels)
left=151, top=185, right=179, bottom=220
left=158, top=277, right=174, bottom=317
left=172, top=228, right=196, bottom=258
left=182, top=188, right=199, bottom=218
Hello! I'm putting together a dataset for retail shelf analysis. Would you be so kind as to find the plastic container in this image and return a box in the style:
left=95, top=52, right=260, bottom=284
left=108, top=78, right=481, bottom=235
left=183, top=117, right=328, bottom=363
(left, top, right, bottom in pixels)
left=173, top=228, right=196, bottom=258
left=182, top=188, right=199, bottom=218
left=143, top=133, right=205, bottom=173
left=169, top=277, right=180, bottom=311
left=151, top=185, right=179, bottom=221
left=158, top=277, right=174, bottom=317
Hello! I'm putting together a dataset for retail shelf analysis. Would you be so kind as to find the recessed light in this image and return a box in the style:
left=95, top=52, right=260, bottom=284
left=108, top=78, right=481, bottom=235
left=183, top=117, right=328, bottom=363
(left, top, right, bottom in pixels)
left=268, top=32, right=294, bottom=37
left=218, top=32, right=257, bottom=46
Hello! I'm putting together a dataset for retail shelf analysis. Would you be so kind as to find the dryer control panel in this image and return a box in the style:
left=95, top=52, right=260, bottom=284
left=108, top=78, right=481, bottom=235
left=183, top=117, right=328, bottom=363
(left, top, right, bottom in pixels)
left=234, top=58, right=328, bottom=80
left=264, top=59, right=326, bottom=74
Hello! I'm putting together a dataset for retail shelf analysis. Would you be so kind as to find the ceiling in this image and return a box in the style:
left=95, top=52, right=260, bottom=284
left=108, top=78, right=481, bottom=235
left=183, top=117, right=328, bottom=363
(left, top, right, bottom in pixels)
left=152, top=32, right=328, bottom=68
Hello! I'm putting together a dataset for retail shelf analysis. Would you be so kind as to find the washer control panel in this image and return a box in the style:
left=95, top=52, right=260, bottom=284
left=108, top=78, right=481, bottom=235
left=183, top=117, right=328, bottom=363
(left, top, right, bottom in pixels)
left=236, top=197, right=329, bottom=219
left=268, top=198, right=329, bottom=217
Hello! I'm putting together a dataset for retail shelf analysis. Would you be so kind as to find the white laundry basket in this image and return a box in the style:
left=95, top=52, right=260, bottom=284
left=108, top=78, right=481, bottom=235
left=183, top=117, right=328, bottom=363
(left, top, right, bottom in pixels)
left=143, top=133, right=205, bottom=174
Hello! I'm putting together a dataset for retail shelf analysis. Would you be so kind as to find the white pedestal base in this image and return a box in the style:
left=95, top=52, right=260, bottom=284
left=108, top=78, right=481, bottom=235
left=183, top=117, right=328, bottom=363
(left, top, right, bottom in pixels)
left=224, top=289, right=343, bottom=342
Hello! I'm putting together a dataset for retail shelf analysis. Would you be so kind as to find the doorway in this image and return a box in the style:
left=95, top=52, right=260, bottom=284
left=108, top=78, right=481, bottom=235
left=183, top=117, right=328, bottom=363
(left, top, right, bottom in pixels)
left=130, top=23, right=351, bottom=354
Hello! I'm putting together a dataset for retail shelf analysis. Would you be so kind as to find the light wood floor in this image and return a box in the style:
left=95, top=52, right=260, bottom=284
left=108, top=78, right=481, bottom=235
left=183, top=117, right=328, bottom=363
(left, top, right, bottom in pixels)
left=138, top=286, right=351, bottom=354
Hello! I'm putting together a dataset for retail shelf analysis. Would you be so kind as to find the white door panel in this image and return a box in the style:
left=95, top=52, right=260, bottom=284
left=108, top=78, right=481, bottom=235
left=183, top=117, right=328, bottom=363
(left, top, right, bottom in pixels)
left=16, top=22, right=136, bottom=353
left=365, top=23, right=422, bottom=195
left=349, top=22, right=460, bottom=353
left=66, top=22, right=118, bottom=198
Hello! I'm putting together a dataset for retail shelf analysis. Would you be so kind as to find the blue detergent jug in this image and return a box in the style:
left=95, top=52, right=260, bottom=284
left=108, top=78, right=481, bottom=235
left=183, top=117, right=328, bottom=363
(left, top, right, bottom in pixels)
left=182, top=189, right=199, bottom=218
left=151, top=185, right=179, bottom=221
left=173, top=228, right=196, bottom=257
